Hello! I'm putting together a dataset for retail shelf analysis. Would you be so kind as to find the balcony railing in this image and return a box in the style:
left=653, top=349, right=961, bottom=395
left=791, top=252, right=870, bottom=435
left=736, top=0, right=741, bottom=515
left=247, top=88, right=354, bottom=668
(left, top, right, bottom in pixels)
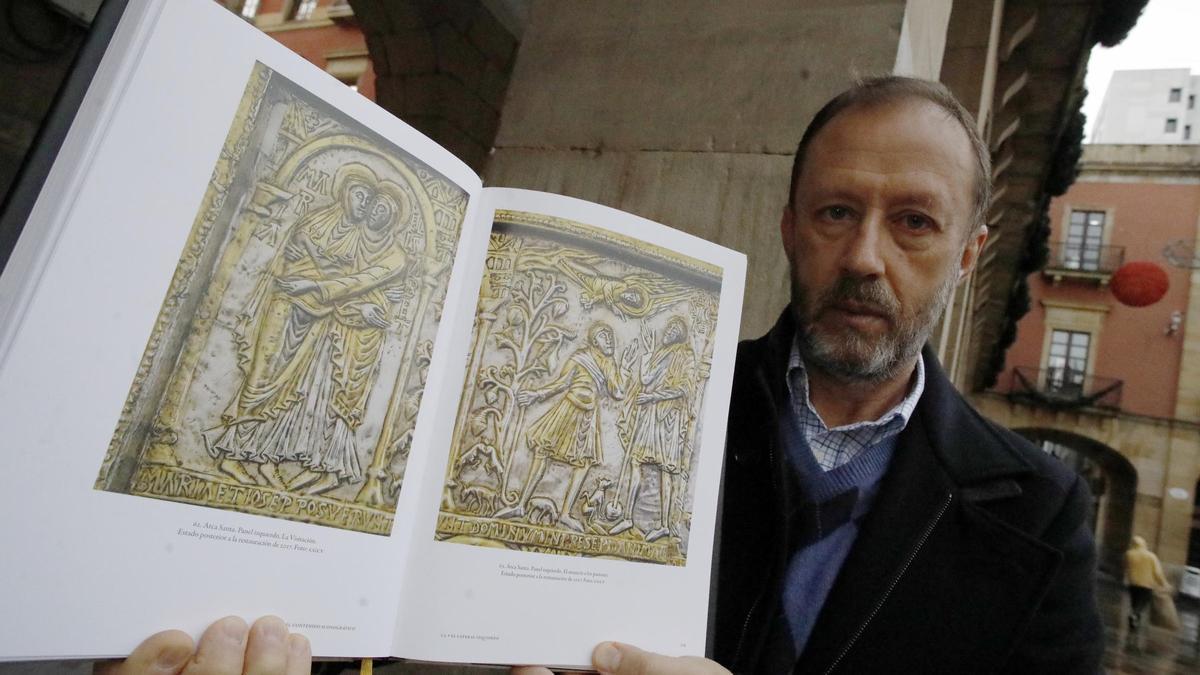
left=1006, top=366, right=1123, bottom=410
left=1043, top=242, right=1125, bottom=282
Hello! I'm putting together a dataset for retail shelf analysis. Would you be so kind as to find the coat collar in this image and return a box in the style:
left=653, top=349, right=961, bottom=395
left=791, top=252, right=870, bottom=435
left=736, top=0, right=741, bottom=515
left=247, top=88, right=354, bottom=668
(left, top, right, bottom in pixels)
left=742, top=309, right=1034, bottom=486
left=744, top=310, right=1044, bottom=672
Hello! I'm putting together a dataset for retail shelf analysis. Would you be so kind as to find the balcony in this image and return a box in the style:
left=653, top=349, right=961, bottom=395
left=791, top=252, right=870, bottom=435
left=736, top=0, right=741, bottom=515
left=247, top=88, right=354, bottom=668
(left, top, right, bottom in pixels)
left=1006, top=366, right=1123, bottom=410
left=1042, top=242, right=1125, bottom=285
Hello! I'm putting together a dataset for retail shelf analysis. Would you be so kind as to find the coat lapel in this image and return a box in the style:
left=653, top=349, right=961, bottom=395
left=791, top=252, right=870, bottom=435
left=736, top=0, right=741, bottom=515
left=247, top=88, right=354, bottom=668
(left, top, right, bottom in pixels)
left=795, top=399, right=955, bottom=672
left=795, top=348, right=1051, bottom=673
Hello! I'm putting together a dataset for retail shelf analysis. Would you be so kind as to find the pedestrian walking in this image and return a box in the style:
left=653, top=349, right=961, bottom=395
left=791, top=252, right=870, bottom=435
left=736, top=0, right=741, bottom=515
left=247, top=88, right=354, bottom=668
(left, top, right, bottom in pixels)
left=1126, top=535, right=1170, bottom=631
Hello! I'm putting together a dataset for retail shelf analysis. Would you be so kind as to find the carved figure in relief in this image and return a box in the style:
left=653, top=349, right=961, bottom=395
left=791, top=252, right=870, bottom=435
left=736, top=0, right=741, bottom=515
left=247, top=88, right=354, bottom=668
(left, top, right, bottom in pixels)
left=204, top=162, right=413, bottom=495
left=522, top=249, right=694, bottom=320
left=579, top=476, right=615, bottom=529
left=611, top=316, right=696, bottom=542
left=495, top=323, right=635, bottom=531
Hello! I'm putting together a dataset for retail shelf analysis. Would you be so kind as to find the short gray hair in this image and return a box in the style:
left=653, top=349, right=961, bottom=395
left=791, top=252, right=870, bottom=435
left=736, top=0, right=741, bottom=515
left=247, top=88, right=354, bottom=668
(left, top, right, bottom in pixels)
left=787, top=76, right=992, bottom=234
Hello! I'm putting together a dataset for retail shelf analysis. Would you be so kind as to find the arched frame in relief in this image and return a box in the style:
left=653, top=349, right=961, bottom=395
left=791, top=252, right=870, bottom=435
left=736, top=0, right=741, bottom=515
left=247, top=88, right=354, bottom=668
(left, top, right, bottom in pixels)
left=95, top=62, right=469, bottom=536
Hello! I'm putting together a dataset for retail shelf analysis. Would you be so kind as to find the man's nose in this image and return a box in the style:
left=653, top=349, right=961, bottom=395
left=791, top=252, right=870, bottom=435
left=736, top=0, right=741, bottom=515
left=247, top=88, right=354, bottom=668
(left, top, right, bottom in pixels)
left=840, top=214, right=887, bottom=278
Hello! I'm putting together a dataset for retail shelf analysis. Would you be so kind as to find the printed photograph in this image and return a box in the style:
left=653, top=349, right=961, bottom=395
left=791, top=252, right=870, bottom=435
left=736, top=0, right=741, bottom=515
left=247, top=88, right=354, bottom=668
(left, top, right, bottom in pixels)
left=436, top=210, right=723, bottom=565
left=95, top=63, right=469, bottom=535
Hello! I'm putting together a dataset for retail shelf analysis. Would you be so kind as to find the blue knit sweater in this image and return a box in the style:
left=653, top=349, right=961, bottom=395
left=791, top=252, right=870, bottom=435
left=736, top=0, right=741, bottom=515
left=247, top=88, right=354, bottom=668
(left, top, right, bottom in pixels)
left=775, top=406, right=899, bottom=655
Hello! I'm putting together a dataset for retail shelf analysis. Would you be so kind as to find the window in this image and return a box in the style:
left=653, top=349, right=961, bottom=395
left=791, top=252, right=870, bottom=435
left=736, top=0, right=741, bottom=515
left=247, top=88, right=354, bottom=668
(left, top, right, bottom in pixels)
left=1190, top=94, right=1196, bottom=110
left=1046, top=330, right=1090, bottom=394
left=239, top=0, right=259, bottom=19
left=290, top=0, right=319, bottom=21
left=1166, top=118, right=1179, bottom=133
left=1064, top=210, right=1105, bottom=271
left=1187, top=125, right=1193, bottom=141
left=325, top=50, right=369, bottom=96
left=1170, top=88, right=1183, bottom=103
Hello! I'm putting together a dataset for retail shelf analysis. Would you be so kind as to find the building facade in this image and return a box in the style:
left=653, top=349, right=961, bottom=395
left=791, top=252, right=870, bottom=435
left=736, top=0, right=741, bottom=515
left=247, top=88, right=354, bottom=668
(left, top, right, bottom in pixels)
left=975, top=144, right=1200, bottom=575
left=222, top=0, right=377, bottom=99
left=1092, top=68, right=1200, bottom=144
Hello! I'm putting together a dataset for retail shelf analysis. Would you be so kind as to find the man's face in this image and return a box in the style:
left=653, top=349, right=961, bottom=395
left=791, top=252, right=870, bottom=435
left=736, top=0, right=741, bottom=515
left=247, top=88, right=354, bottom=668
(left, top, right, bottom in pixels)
left=664, top=320, right=683, bottom=346
left=781, top=98, right=988, bottom=382
left=593, top=327, right=614, bottom=355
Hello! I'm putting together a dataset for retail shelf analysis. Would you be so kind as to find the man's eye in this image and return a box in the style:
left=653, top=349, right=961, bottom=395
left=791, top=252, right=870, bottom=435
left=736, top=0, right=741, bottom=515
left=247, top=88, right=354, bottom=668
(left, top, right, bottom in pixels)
left=900, top=214, right=933, bottom=231
left=823, top=206, right=852, bottom=220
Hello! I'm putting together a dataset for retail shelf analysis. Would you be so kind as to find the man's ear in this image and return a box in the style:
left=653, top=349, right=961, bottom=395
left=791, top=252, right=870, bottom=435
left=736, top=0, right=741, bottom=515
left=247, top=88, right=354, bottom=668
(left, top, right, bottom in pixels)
left=958, top=224, right=989, bottom=281
left=780, top=205, right=796, bottom=261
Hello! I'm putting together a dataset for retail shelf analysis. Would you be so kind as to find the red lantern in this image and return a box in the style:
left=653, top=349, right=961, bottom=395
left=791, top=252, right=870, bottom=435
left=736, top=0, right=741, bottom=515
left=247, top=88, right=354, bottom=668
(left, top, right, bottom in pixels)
left=1110, top=261, right=1169, bottom=307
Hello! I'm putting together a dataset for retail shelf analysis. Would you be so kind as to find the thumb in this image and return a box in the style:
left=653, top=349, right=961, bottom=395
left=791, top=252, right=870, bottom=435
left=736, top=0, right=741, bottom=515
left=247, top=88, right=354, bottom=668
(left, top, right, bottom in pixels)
left=592, top=642, right=730, bottom=675
left=94, top=630, right=194, bottom=675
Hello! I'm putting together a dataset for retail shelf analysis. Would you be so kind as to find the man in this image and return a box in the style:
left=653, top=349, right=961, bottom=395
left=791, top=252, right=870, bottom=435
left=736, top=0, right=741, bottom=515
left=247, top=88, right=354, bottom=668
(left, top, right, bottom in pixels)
left=547, top=76, right=1102, bottom=673
left=115, top=76, right=1101, bottom=675
left=611, top=316, right=697, bottom=542
left=496, top=322, right=634, bottom=532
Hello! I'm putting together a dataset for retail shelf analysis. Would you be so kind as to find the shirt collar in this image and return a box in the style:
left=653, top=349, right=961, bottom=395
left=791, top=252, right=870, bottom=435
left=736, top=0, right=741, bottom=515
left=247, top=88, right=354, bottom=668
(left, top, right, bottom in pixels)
left=786, top=334, right=924, bottom=435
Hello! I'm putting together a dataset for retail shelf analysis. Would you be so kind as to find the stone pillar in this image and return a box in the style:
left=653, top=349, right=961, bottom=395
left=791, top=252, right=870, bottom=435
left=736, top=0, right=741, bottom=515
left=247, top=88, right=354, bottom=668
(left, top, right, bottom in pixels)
left=936, top=0, right=1002, bottom=386
left=483, top=0, right=942, bottom=337
left=350, top=0, right=519, bottom=171
left=0, top=1, right=85, bottom=270
left=1163, top=213, right=1200, bottom=565
left=1175, top=215, right=1200, bottom=423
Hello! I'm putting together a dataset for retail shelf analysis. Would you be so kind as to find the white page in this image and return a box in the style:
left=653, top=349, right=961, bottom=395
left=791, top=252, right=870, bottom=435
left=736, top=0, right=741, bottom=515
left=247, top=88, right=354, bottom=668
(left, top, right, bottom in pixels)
left=393, top=188, right=746, bottom=667
left=0, top=0, right=482, bottom=660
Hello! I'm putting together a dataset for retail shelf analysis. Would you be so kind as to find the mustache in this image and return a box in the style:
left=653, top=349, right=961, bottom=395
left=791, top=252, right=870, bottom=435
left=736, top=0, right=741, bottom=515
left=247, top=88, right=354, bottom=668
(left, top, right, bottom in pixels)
left=816, top=276, right=899, bottom=320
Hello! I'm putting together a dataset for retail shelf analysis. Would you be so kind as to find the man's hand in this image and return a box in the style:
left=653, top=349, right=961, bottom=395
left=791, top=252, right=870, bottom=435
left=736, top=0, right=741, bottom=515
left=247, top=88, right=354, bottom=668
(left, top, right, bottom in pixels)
left=512, top=642, right=731, bottom=675
left=515, top=389, right=541, bottom=407
left=95, top=616, right=311, bottom=675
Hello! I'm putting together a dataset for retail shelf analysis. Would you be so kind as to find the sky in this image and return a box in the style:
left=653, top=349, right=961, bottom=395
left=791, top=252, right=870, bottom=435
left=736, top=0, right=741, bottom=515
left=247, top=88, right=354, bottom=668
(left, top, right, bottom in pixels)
left=1082, top=0, right=1200, bottom=141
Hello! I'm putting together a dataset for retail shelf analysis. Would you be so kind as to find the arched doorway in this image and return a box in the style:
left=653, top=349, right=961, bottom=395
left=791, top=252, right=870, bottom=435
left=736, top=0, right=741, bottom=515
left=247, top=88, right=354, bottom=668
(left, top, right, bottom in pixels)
left=1015, top=428, right=1137, bottom=577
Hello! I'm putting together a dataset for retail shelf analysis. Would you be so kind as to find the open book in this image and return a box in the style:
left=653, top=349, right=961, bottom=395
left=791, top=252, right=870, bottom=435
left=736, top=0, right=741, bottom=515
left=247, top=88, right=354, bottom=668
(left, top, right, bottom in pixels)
left=0, top=0, right=745, bottom=668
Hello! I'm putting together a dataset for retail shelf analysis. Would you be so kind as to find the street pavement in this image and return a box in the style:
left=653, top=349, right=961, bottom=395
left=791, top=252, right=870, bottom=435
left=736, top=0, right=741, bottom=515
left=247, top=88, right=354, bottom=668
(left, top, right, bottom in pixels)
left=1101, top=576, right=1200, bottom=674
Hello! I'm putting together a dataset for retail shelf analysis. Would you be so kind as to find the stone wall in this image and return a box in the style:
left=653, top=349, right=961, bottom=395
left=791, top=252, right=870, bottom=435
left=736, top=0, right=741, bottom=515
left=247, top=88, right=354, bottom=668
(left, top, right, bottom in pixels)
left=482, top=0, right=914, bottom=338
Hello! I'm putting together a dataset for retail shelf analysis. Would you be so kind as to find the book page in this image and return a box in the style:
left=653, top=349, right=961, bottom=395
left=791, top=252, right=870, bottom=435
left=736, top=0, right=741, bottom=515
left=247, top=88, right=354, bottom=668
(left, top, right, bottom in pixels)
left=394, top=188, right=745, bottom=667
left=0, top=0, right=482, bottom=660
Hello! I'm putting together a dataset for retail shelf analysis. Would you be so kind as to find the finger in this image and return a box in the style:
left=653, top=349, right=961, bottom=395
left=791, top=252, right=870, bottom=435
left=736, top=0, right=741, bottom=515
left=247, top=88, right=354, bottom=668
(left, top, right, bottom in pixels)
left=284, top=633, right=311, bottom=675
left=593, top=642, right=730, bottom=675
left=95, top=630, right=194, bottom=675
left=510, top=667, right=554, bottom=675
left=182, top=616, right=249, bottom=675
left=243, top=616, right=289, bottom=675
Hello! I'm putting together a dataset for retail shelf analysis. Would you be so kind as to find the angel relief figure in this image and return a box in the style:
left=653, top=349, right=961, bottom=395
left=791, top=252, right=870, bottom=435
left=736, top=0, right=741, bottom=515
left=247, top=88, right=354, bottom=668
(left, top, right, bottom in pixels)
left=203, top=162, right=416, bottom=495
left=495, top=323, right=636, bottom=531
left=519, top=248, right=693, bottom=320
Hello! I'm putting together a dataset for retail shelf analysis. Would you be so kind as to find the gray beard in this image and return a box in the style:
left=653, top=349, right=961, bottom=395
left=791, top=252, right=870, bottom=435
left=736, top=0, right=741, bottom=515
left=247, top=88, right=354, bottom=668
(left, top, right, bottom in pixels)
left=792, top=270, right=957, bottom=384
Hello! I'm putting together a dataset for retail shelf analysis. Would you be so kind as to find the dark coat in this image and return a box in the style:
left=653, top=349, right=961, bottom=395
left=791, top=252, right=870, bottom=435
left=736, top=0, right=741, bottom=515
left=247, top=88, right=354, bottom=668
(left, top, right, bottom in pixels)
left=710, top=312, right=1103, bottom=674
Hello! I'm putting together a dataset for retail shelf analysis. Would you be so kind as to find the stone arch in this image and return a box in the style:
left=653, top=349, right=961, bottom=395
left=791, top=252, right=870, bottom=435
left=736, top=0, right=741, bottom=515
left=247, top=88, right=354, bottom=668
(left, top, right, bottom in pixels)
left=1014, top=427, right=1136, bottom=577
left=348, top=0, right=522, bottom=171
